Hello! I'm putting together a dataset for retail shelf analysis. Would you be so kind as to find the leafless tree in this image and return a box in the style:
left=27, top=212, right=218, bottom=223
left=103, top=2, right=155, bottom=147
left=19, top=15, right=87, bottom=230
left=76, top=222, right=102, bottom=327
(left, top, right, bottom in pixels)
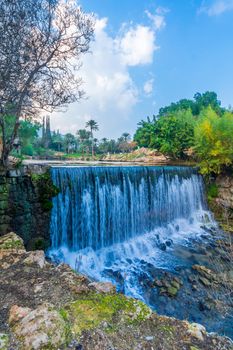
left=0, top=0, right=94, bottom=166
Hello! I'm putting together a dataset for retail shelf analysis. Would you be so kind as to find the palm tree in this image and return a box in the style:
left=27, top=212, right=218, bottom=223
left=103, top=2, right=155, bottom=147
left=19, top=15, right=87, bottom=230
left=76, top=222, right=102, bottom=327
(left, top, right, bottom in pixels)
left=122, top=132, right=130, bottom=142
left=86, top=119, right=99, bottom=157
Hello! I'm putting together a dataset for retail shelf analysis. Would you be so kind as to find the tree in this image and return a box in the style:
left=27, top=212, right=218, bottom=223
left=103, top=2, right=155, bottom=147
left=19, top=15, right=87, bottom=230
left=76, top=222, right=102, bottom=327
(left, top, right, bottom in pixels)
left=63, top=133, right=76, bottom=154
left=134, top=117, right=157, bottom=148
left=158, top=91, right=223, bottom=117
left=122, top=133, right=130, bottom=142
left=194, top=91, right=222, bottom=115
left=153, top=109, right=195, bottom=159
left=18, top=120, right=40, bottom=156
left=159, top=99, right=197, bottom=117
left=51, top=131, right=63, bottom=152
left=76, top=129, right=91, bottom=155
left=194, top=107, right=233, bottom=174
left=85, top=119, right=99, bottom=157
left=0, top=0, right=94, bottom=166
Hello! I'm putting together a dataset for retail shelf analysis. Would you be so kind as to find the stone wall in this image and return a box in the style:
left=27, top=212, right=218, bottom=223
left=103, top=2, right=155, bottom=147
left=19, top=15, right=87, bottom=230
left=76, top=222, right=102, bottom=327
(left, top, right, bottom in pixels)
left=0, top=166, right=58, bottom=249
left=215, top=175, right=233, bottom=212
left=207, top=174, right=233, bottom=232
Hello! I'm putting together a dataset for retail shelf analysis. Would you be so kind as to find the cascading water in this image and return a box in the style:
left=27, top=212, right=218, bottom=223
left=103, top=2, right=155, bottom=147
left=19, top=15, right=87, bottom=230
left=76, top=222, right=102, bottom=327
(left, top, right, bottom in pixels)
left=49, top=166, right=215, bottom=300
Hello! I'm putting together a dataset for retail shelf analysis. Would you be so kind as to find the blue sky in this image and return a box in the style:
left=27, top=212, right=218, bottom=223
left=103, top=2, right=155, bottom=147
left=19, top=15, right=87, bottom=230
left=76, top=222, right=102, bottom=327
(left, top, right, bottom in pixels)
left=52, top=0, right=233, bottom=139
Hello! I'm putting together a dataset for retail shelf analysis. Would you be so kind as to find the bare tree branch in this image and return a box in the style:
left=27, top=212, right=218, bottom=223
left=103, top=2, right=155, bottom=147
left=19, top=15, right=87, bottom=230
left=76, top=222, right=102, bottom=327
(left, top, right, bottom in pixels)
left=0, top=0, right=94, bottom=166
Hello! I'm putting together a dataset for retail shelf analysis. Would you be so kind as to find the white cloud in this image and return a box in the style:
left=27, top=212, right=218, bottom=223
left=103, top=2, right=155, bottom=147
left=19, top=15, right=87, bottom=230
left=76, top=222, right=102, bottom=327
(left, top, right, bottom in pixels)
left=199, top=0, right=233, bottom=15
left=143, top=78, right=154, bottom=96
left=116, top=25, right=157, bottom=66
left=51, top=12, right=166, bottom=138
left=145, top=7, right=168, bottom=30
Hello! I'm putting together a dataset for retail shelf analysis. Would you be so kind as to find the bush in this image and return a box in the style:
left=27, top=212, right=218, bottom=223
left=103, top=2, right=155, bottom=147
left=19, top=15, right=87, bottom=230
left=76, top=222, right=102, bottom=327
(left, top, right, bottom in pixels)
left=194, top=107, right=233, bottom=174
left=21, top=144, right=34, bottom=156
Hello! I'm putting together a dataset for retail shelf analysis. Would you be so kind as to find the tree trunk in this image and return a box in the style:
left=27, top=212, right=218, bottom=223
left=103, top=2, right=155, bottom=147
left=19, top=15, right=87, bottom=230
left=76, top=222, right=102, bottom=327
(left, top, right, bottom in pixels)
left=0, top=145, right=10, bottom=168
left=91, top=130, right=94, bottom=158
left=0, top=115, right=20, bottom=168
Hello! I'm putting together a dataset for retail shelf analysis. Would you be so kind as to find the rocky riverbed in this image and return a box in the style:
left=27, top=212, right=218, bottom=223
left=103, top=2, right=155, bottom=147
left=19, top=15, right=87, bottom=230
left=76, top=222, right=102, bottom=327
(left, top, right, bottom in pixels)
left=0, top=232, right=233, bottom=350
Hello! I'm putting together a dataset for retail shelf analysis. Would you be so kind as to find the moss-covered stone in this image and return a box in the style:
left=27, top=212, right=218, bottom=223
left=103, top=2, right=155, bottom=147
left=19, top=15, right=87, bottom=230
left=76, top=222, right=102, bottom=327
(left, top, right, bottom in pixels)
left=0, top=232, right=25, bottom=251
left=31, top=171, right=59, bottom=212
left=63, top=293, right=151, bottom=337
left=0, top=169, right=59, bottom=249
left=0, top=333, right=9, bottom=350
left=167, top=286, right=178, bottom=297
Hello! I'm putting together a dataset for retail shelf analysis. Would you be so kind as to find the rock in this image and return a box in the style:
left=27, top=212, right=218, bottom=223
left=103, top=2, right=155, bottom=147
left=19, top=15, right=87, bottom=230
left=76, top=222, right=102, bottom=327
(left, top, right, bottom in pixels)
left=89, top=282, right=116, bottom=294
left=170, top=280, right=180, bottom=289
left=9, top=305, right=32, bottom=325
left=0, top=333, right=9, bottom=350
left=155, top=274, right=182, bottom=297
left=199, top=277, right=211, bottom=287
left=192, top=265, right=214, bottom=277
left=187, top=322, right=206, bottom=341
left=167, top=286, right=178, bottom=297
left=154, top=278, right=163, bottom=287
left=0, top=232, right=25, bottom=251
left=159, top=243, right=167, bottom=251
left=192, top=265, right=217, bottom=286
left=24, top=251, right=46, bottom=269
left=9, top=303, right=67, bottom=350
left=0, top=233, right=26, bottom=269
left=165, top=239, right=173, bottom=247
left=199, top=300, right=211, bottom=312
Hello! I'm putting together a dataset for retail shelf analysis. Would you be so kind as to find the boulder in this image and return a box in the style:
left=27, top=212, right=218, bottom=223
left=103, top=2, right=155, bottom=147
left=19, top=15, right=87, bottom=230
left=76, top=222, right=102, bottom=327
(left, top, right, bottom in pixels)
left=0, top=232, right=25, bottom=251
left=186, top=322, right=206, bottom=341
left=9, top=303, right=67, bottom=350
left=24, top=251, right=46, bottom=269
left=9, top=305, right=32, bottom=325
left=0, top=232, right=26, bottom=269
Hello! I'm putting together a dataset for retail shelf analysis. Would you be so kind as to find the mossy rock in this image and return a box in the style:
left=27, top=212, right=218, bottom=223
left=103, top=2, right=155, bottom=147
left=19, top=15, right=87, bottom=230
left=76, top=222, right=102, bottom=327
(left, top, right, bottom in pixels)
left=167, top=286, right=178, bottom=297
left=62, top=293, right=152, bottom=337
left=31, top=171, right=60, bottom=212
left=0, top=333, right=9, bottom=350
left=0, top=232, right=25, bottom=250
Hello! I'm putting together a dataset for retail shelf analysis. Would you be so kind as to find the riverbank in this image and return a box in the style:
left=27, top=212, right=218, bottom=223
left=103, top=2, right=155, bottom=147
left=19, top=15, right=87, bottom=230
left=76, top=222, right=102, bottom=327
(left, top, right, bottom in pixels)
left=1, top=232, right=233, bottom=350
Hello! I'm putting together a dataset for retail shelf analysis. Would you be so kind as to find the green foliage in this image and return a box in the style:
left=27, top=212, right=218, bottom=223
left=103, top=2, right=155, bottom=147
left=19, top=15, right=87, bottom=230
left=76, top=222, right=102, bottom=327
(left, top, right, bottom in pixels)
left=153, top=109, right=195, bottom=159
left=21, top=144, right=34, bottom=156
left=134, top=91, right=233, bottom=172
left=134, top=116, right=157, bottom=148
left=134, top=110, right=195, bottom=159
left=158, top=91, right=223, bottom=117
left=194, top=107, right=233, bottom=174
left=207, top=183, right=219, bottom=201
left=31, top=172, right=60, bottom=212
left=63, top=133, right=77, bottom=153
left=18, top=120, right=40, bottom=156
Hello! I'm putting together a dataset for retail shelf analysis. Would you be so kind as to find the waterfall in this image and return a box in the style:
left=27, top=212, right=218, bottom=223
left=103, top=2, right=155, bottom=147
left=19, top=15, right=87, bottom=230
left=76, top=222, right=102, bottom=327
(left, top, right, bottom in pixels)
left=49, top=165, right=215, bottom=299
left=50, top=166, right=207, bottom=251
